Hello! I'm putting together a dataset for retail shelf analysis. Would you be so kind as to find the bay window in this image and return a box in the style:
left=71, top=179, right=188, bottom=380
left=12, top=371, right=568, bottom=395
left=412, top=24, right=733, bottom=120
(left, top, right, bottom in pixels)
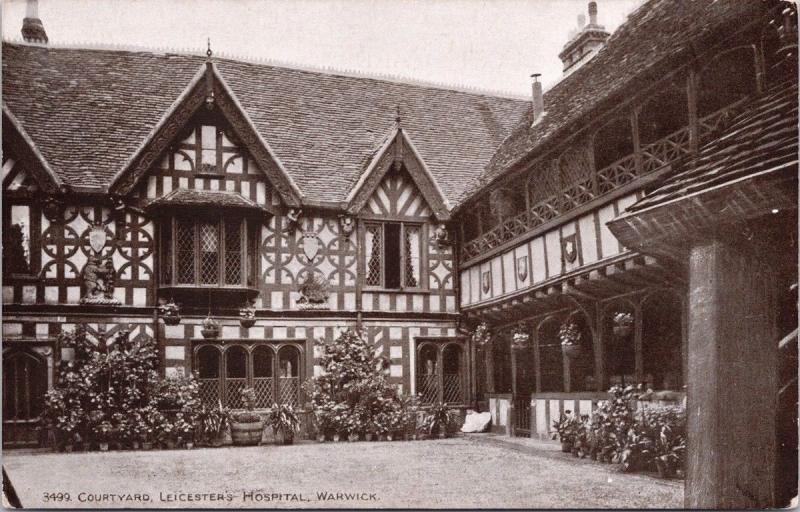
left=365, top=221, right=423, bottom=289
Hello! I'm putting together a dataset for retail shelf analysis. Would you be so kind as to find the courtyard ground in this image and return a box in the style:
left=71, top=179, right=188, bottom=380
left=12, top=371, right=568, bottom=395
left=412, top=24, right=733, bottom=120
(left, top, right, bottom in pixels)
left=3, top=434, right=683, bottom=509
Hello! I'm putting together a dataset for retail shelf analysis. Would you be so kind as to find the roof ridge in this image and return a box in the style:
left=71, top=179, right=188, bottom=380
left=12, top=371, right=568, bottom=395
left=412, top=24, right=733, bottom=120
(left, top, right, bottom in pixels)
left=2, top=38, right=529, bottom=101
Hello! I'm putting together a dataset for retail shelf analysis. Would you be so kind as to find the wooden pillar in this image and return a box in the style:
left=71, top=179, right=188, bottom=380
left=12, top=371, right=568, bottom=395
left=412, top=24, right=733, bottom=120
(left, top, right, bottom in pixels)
left=485, top=340, right=495, bottom=394
left=685, top=240, right=777, bottom=508
left=593, top=305, right=606, bottom=391
left=532, top=324, right=542, bottom=394
left=633, top=302, right=643, bottom=385
left=562, top=347, right=571, bottom=393
left=510, top=345, right=519, bottom=397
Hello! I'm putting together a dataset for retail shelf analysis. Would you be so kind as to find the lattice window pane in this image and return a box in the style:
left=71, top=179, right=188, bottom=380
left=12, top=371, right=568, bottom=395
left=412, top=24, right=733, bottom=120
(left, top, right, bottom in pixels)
left=443, top=373, right=463, bottom=404
left=279, top=377, right=299, bottom=406
left=225, top=219, right=242, bottom=285
left=404, top=225, right=420, bottom=288
left=176, top=219, right=195, bottom=284
left=225, top=378, right=247, bottom=409
left=253, top=377, right=274, bottom=408
left=199, top=222, right=219, bottom=284
left=365, top=224, right=383, bottom=286
left=199, top=380, right=221, bottom=407
left=417, top=374, right=439, bottom=405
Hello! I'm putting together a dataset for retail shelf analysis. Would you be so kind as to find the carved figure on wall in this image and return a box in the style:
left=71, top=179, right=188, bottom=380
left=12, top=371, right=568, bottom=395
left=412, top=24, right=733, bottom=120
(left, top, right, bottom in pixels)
left=296, top=272, right=330, bottom=310
left=81, top=255, right=120, bottom=305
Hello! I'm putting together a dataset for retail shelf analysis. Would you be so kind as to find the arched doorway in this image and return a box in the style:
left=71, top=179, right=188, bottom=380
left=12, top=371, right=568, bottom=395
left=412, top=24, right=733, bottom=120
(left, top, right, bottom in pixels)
left=3, top=349, right=47, bottom=447
left=278, top=345, right=300, bottom=406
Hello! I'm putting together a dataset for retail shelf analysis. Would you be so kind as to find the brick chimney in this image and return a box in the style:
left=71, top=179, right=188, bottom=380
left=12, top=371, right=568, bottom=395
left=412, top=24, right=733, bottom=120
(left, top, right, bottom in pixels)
left=558, top=1, right=609, bottom=76
left=530, top=73, right=544, bottom=125
left=21, top=0, right=48, bottom=44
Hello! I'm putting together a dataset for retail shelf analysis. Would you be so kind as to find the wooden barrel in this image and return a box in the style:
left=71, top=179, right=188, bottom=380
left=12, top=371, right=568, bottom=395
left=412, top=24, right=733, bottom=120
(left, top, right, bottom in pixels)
left=230, top=421, right=264, bottom=445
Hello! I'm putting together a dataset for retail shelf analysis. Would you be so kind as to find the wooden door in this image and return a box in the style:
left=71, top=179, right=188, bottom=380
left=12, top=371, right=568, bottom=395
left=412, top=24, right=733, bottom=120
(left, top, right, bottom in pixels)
left=3, top=350, right=47, bottom=447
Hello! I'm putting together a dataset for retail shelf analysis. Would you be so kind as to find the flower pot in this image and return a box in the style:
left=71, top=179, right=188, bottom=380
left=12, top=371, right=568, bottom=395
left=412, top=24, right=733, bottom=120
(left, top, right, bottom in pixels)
left=132, top=441, right=140, bottom=450
left=230, top=420, right=264, bottom=446
left=201, top=327, right=220, bottom=339
left=142, top=442, right=153, bottom=450
left=560, top=441, right=573, bottom=453
left=185, top=442, right=194, bottom=450
left=164, top=439, right=176, bottom=450
left=275, top=428, right=294, bottom=445
left=613, top=324, right=632, bottom=338
left=240, top=318, right=256, bottom=329
left=386, top=434, right=393, bottom=442
left=365, top=433, right=373, bottom=442
left=333, top=433, right=341, bottom=442
left=317, top=434, right=326, bottom=443
left=99, top=442, right=109, bottom=452
left=163, top=315, right=181, bottom=326
left=655, top=459, right=672, bottom=479
left=64, top=444, right=74, bottom=453
left=348, top=433, right=359, bottom=442
left=562, top=344, right=582, bottom=359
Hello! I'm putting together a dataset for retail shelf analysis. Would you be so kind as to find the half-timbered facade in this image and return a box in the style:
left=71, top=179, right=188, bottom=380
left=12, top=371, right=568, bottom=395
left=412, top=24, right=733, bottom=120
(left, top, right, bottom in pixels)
left=2, top=0, right=798, bottom=507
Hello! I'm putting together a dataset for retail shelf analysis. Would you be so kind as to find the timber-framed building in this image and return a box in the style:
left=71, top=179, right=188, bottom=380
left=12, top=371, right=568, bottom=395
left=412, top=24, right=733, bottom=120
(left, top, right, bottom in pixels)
left=2, top=0, right=797, bottom=508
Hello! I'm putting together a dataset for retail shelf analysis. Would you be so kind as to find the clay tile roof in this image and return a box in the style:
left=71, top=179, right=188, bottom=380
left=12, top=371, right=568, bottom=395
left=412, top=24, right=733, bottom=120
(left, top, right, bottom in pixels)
left=456, top=0, right=768, bottom=208
left=146, top=188, right=270, bottom=214
left=627, top=79, right=798, bottom=213
left=2, top=42, right=529, bottom=205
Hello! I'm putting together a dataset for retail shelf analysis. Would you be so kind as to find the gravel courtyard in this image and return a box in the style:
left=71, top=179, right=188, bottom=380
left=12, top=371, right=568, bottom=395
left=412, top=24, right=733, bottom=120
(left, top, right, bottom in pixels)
left=3, top=435, right=683, bottom=509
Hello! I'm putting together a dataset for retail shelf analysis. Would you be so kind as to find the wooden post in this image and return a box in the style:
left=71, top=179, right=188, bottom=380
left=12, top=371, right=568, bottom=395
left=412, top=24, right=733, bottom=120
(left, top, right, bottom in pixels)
left=485, top=340, right=495, bottom=394
left=686, top=68, right=699, bottom=155
left=562, top=347, right=571, bottom=393
left=633, top=302, right=643, bottom=385
left=685, top=240, right=777, bottom=508
left=593, top=305, right=606, bottom=391
left=532, top=324, right=542, bottom=393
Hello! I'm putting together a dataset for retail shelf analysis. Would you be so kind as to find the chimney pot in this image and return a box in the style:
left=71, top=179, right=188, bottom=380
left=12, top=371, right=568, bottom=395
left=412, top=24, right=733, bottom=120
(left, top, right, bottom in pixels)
left=530, top=74, right=544, bottom=124
left=21, top=0, right=48, bottom=44
left=588, top=1, right=598, bottom=25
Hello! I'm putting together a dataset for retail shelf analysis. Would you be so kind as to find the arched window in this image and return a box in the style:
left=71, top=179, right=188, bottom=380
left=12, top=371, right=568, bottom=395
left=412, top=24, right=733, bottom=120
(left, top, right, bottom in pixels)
left=639, top=75, right=688, bottom=145
left=537, top=317, right=564, bottom=392
left=593, top=116, right=634, bottom=172
left=194, top=342, right=304, bottom=408
left=642, top=290, right=683, bottom=390
left=602, top=300, right=637, bottom=387
left=565, top=312, right=595, bottom=392
left=415, top=341, right=466, bottom=405
left=196, top=345, right=222, bottom=406
left=697, top=47, right=757, bottom=118
left=278, top=346, right=301, bottom=406
left=225, top=346, right=248, bottom=408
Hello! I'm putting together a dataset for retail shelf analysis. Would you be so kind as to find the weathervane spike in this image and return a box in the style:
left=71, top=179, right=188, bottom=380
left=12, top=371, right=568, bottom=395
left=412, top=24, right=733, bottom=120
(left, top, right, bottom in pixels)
left=206, top=37, right=212, bottom=59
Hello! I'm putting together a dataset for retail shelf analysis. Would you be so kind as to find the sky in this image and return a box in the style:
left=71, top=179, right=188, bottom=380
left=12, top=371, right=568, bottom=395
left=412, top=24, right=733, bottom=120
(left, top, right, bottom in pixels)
left=3, top=0, right=643, bottom=97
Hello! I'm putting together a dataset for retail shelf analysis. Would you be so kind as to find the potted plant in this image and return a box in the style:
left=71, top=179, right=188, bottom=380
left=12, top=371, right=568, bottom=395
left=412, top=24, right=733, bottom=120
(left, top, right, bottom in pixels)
left=158, top=417, right=178, bottom=449
left=267, top=402, right=301, bottom=445
left=201, top=315, right=220, bottom=339
left=471, top=322, right=491, bottom=347
left=230, top=388, right=264, bottom=446
left=612, top=311, right=634, bottom=338
left=424, top=402, right=456, bottom=438
left=511, top=328, right=530, bottom=350
left=559, top=322, right=582, bottom=359
left=239, top=301, right=256, bottom=329
left=158, top=299, right=181, bottom=325
left=94, top=420, right=114, bottom=451
left=551, top=411, right=579, bottom=453
left=174, top=413, right=195, bottom=449
left=196, top=403, right=231, bottom=447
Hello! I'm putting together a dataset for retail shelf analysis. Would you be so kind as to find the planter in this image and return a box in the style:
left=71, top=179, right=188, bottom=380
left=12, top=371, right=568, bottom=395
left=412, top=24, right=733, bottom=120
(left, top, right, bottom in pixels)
left=201, top=327, right=220, bottom=339
left=142, top=442, right=153, bottom=450
left=163, top=315, right=181, bottom=326
left=333, top=433, right=341, bottom=442
left=185, top=442, right=194, bottom=450
left=164, top=439, right=176, bottom=450
left=316, top=434, right=326, bottom=443
left=132, top=441, right=140, bottom=450
left=560, top=441, right=573, bottom=453
left=230, top=420, right=264, bottom=446
left=275, top=428, right=294, bottom=445
left=612, top=324, right=632, bottom=338
left=365, top=433, right=373, bottom=442
left=64, top=444, right=74, bottom=453
left=348, top=433, right=359, bottom=442
left=562, top=344, right=582, bottom=359
left=386, top=434, right=394, bottom=442
left=240, top=318, right=256, bottom=329
left=99, top=442, right=109, bottom=452
left=655, top=459, right=673, bottom=479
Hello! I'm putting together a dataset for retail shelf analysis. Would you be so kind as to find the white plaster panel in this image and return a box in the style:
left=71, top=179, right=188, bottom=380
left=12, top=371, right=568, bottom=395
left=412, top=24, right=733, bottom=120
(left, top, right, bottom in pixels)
left=133, top=288, right=147, bottom=306
left=491, top=257, right=503, bottom=297
left=36, top=323, right=49, bottom=339
left=379, top=294, right=390, bottom=311
left=343, top=292, right=356, bottom=311
left=271, top=291, right=284, bottom=310
left=549, top=400, right=561, bottom=433
left=273, top=327, right=287, bottom=339
left=44, top=286, right=59, bottom=304
left=3, top=323, right=22, bottom=336
left=616, top=193, right=638, bottom=214
left=502, top=250, right=516, bottom=295
left=165, top=346, right=185, bottom=360
left=412, top=295, right=423, bottom=312
left=221, top=325, right=239, bottom=339
left=469, top=266, right=480, bottom=304
left=66, top=287, right=80, bottom=304
left=445, top=296, right=455, bottom=312
left=389, top=327, right=403, bottom=340
left=2, top=286, right=13, bottom=303
left=429, top=294, right=440, bottom=312
left=21, top=286, right=36, bottom=304
left=390, top=365, right=403, bottom=377
left=544, top=230, right=561, bottom=278
left=598, top=203, right=619, bottom=257
left=535, top=399, right=547, bottom=434
left=390, top=346, right=402, bottom=359
left=164, top=324, right=185, bottom=339
left=578, top=213, right=599, bottom=264
left=395, top=294, right=407, bottom=311
left=530, top=237, right=547, bottom=283
left=460, top=272, right=469, bottom=306
left=362, top=293, right=373, bottom=311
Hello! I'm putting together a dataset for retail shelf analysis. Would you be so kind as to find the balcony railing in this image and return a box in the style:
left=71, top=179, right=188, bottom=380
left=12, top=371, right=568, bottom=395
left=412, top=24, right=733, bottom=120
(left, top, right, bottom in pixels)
left=461, top=101, right=748, bottom=263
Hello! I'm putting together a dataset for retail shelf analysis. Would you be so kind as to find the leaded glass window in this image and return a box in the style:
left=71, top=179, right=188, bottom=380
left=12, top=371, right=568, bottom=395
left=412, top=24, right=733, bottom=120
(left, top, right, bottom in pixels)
left=364, top=222, right=423, bottom=290
left=365, top=223, right=383, bottom=286
left=404, top=225, right=420, bottom=288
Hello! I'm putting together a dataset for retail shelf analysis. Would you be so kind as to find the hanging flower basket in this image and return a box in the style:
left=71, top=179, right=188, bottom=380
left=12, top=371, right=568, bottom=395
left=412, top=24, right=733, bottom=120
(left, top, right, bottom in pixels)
left=471, top=322, right=491, bottom=347
left=239, top=301, right=256, bottom=329
left=559, top=322, right=582, bottom=359
left=612, top=311, right=634, bottom=338
left=201, top=316, right=220, bottom=339
left=511, top=329, right=530, bottom=350
left=158, top=300, right=181, bottom=325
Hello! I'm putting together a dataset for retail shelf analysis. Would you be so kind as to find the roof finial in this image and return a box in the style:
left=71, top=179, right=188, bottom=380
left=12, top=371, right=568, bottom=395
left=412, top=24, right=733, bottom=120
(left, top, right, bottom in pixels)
left=206, top=37, right=212, bottom=59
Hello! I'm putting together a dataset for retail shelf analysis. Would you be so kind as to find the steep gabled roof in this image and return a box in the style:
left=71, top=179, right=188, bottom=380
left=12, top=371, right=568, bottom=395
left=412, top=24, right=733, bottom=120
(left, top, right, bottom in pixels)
left=2, top=42, right=529, bottom=206
left=455, top=0, right=770, bottom=208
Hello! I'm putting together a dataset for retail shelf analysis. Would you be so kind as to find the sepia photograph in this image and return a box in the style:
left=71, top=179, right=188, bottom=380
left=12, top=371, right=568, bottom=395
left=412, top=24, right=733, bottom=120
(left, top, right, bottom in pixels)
left=1, top=0, right=797, bottom=509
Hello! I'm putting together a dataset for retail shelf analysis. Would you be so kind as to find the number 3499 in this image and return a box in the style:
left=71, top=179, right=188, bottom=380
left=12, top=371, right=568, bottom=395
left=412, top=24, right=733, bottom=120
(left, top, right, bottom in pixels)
left=43, top=492, right=71, bottom=502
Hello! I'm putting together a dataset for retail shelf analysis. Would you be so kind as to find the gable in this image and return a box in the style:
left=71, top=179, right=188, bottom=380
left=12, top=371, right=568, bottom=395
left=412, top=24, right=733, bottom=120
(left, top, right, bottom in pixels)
left=2, top=109, right=60, bottom=194
left=348, top=129, right=450, bottom=220
left=110, top=62, right=302, bottom=207
left=363, top=166, right=433, bottom=219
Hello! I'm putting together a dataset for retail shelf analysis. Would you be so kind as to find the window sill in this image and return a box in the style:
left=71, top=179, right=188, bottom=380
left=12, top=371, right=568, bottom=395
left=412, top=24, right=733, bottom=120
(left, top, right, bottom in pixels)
left=158, top=284, right=260, bottom=301
left=194, top=172, right=225, bottom=179
left=363, top=287, right=430, bottom=295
